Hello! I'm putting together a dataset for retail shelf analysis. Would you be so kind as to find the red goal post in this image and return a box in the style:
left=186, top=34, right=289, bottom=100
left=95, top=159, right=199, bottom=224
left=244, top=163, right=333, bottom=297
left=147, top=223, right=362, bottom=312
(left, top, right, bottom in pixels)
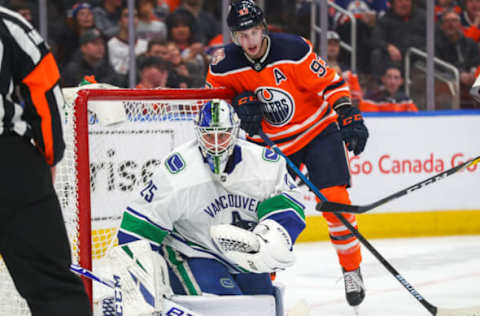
left=0, top=86, right=235, bottom=316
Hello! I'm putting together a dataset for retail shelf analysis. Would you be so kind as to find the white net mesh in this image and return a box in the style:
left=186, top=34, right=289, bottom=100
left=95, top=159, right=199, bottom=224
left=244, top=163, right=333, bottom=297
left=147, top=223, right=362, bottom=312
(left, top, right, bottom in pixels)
left=0, top=86, right=233, bottom=316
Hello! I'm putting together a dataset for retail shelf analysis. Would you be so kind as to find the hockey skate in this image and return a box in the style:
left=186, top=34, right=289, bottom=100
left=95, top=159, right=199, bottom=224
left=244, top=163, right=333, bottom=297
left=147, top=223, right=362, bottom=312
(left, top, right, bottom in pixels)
left=342, top=267, right=365, bottom=309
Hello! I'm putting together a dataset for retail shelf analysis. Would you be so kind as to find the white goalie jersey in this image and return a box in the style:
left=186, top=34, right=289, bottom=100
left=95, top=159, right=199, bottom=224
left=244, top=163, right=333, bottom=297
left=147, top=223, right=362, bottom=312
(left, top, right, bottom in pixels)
left=118, top=139, right=306, bottom=273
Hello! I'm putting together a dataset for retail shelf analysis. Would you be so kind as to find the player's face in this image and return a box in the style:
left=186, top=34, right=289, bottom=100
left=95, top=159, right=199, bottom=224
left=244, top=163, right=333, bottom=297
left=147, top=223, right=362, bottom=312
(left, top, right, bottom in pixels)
left=234, top=25, right=267, bottom=59
left=201, top=131, right=233, bottom=154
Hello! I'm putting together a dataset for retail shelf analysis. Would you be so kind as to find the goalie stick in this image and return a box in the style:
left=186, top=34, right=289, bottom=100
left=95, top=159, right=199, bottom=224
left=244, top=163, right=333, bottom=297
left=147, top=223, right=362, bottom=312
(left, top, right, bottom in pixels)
left=71, top=263, right=115, bottom=289
left=316, top=155, right=480, bottom=214
left=258, top=130, right=480, bottom=316
left=71, top=264, right=127, bottom=316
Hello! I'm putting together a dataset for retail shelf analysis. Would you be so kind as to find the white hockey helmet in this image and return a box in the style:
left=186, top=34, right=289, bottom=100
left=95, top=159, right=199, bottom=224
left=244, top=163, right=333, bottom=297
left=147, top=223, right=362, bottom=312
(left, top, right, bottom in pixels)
left=194, top=99, right=240, bottom=176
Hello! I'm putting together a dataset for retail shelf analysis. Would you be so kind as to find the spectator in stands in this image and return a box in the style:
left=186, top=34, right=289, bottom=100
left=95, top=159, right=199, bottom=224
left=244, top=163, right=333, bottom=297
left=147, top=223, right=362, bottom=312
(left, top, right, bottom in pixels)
left=56, top=2, right=96, bottom=67
left=136, top=0, right=167, bottom=41
left=166, top=8, right=203, bottom=52
left=203, top=0, right=222, bottom=21
left=436, top=9, right=480, bottom=108
left=10, top=1, right=67, bottom=49
left=108, top=7, right=148, bottom=76
left=264, top=0, right=297, bottom=33
left=160, top=0, right=181, bottom=13
left=167, top=41, right=200, bottom=87
left=145, top=37, right=171, bottom=61
left=144, top=38, right=189, bottom=88
left=92, top=0, right=123, bottom=39
left=335, top=0, right=388, bottom=15
left=360, top=65, right=418, bottom=112
left=9, top=0, right=33, bottom=22
left=435, top=0, right=462, bottom=21
left=334, top=0, right=388, bottom=74
left=293, top=0, right=336, bottom=42
left=460, top=0, right=480, bottom=43
left=370, top=0, right=426, bottom=78
left=327, top=30, right=345, bottom=74
left=62, top=28, right=122, bottom=87
left=154, top=0, right=170, bottom=20
left=174, top=0, right=220, bottom=45
left=166, top=10, right=206, bottom=87
left=136, top=56, right=169, bottom=88
left=326, top=30, right=364, bottom=106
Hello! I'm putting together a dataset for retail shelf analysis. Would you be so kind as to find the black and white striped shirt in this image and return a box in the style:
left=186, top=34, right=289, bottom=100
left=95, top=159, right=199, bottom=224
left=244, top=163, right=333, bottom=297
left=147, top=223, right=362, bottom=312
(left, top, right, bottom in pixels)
left=0, top=6, right=65, bottom=166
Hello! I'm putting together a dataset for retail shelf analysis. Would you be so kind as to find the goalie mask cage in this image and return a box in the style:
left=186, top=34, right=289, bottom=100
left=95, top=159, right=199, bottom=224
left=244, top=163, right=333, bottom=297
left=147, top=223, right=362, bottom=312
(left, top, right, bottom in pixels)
left=0, top=87, right=235, bottom=315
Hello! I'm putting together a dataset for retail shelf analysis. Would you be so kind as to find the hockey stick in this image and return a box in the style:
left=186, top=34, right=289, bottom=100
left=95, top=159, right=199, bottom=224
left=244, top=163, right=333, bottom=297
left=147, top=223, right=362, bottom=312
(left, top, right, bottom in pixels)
left=258, top=130, right=480, bottom=316
left=316, top=155, right=480, bottom=214
left=71, top=263, right=115, bottom=289
left=71, top=263, right=162, bottom=315
left=71, top=263, right=126, bottom=315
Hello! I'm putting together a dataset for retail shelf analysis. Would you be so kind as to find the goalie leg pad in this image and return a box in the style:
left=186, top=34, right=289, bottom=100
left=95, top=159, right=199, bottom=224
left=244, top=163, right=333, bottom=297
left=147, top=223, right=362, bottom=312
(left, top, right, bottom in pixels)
left=170, top=294, right=276, bottom=316
left=92, top=240, right=174, bottom=314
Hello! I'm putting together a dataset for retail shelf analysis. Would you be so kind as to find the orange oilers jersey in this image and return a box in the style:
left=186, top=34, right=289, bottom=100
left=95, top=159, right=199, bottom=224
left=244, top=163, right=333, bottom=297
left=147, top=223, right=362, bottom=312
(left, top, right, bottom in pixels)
left=206, top=33, right=351, bottom=156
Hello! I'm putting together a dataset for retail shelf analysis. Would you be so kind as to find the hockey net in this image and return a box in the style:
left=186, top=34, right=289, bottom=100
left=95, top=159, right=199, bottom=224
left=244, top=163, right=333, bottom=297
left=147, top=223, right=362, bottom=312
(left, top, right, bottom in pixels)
left=0, top=86, right=234, bottom=315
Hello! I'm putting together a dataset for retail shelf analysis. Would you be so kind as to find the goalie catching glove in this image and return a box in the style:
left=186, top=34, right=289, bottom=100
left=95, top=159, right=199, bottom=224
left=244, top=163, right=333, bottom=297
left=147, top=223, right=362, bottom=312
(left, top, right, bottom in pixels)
left=334, top=97, right=369, bottom=155
left=210, top=219, right=295, bottom=273
left=232, top=91, right=263, bottom=136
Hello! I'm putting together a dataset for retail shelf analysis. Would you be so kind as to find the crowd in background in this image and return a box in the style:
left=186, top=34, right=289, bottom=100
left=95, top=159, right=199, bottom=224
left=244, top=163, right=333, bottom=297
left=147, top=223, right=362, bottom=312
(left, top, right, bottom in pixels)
left=3, top=0, right=480, bottom=110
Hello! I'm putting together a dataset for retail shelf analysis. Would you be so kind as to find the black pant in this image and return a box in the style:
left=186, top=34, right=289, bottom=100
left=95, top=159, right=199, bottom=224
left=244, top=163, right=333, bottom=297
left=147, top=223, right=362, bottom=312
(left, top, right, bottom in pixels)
left=287, top=123, right=351, bottom=189
left=0, top=135, right=91, bottom=316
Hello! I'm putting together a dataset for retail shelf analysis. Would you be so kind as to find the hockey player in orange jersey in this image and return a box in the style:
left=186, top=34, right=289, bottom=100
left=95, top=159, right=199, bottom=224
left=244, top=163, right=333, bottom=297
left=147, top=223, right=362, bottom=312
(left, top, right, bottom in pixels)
left=205, top=0, right=369, bottom=309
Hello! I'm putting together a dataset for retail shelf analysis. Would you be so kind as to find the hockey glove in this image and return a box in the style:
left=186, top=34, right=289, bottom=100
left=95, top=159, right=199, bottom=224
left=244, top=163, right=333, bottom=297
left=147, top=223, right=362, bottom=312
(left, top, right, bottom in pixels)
left=336, top=103, right=369, bottom=155
left=232, top=91, right=263, bottom=136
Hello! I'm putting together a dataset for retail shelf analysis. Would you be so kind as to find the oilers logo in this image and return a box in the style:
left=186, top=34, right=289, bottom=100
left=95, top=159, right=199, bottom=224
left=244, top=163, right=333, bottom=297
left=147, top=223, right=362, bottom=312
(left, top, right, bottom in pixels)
left=256, top=88, right=295, bottom=126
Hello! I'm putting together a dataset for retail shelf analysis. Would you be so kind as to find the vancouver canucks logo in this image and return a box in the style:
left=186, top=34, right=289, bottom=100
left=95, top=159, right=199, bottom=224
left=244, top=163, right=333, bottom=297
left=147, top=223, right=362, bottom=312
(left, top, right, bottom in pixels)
left=256, top=88, right=295, bottom=126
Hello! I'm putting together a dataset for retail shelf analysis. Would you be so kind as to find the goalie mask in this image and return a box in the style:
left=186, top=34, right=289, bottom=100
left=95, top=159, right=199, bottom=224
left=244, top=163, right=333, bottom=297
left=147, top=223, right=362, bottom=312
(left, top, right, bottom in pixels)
left=194, top=99, right=240, bottom=176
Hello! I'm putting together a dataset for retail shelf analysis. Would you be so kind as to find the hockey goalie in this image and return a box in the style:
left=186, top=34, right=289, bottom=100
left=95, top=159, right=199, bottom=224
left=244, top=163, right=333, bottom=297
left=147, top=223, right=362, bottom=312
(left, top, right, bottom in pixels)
left=104, top=99, right=306, bottom=316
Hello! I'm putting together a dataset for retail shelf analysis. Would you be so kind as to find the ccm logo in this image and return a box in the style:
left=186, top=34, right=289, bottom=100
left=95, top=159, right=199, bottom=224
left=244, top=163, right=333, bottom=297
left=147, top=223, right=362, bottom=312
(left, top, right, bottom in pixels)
left=342, top=114, right=363, bottom=126
left=237, top=95, right=256, bottom=105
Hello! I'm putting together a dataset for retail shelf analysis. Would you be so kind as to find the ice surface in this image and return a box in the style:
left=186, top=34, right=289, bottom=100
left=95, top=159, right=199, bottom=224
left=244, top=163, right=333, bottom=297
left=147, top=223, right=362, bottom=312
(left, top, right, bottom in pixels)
left=278, top=236, right=480, bottom=316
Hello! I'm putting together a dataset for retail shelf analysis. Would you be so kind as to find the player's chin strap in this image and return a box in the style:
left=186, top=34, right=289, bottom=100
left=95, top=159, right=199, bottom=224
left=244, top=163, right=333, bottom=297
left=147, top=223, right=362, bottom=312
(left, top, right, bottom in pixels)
left=210, top=219, right=295, bottom=273
left=257, top=129, right=480, bottom=316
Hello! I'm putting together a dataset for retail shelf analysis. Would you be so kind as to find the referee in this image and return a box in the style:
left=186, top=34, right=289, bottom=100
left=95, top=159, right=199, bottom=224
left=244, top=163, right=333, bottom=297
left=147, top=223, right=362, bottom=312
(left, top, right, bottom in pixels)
left=0, top=6, right=91, bottom=316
